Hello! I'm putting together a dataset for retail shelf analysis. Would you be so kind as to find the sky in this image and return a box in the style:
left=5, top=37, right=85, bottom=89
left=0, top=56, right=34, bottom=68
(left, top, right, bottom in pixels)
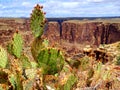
left=0, top=0, right=120, bottom=17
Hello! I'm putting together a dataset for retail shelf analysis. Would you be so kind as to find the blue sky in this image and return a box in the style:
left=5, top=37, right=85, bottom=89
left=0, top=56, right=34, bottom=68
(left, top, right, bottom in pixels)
left=0, top=0, right=120, bottom=17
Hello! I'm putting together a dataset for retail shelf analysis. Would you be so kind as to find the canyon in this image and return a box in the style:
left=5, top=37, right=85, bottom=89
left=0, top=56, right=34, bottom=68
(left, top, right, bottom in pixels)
left=0, top=18, right=120, bottom=47
left=0, top=18, right=120, bottom=89
left=45, top=19, right=120, bottom=46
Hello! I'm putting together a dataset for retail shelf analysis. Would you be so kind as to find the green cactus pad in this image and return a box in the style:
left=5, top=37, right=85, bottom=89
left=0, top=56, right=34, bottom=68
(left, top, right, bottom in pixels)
left=63, top=74, right=77, bottom=90
left=7, top=33, right=23, bottom=58
left=13, top=33, right=23, bottom=58
left=37, top=48, right=64, bottom=75
left=0, top=46, right=8, bottom=68
left=31, top=37, right=44, bottom=60
left=8, top=74, right=16, bottom=89
left=30, top=4, right=46, bottom=37
left=20, top=54, right=32, bottom=69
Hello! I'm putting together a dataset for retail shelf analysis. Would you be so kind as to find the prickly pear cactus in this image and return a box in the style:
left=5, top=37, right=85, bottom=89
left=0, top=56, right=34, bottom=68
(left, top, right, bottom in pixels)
left=31, top=37, right=43, bottom=60
left=30, top=4, right=47, bottom=60
left=7, top=32, right=23, bottom=58
left=37, top=48, right=64, bottom=75
left=19, top=54, right=32, bottom=69
left=30, top=4, right=46, bottom=38
left=31, top=38, right=49, bottom=61
left=63, top=74, right=77, bottom=90
left=0, top=46, right=8, bottom=68
left=0, top=69, right=22, bottom=90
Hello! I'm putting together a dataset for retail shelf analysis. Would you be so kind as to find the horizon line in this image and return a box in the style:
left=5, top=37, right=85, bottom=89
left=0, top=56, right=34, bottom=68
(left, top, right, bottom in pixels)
left=0, top=16, right=120, bottom=18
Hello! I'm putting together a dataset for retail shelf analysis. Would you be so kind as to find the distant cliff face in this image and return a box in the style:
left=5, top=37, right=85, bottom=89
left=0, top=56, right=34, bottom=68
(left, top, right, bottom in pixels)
left=1, top=18, right=120, bottom=47
left=44, top=22, right=60, bottom=45
left=0, top=18, right=33, bottom=47
left=62, top=22, right=97, bottom=45
left=61, top=21, right=120, bottom=45
left=45, top=20, right=120, bottom=46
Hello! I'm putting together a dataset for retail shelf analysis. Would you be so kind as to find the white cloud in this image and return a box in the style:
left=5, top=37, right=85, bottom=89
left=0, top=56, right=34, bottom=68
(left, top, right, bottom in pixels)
left=43, top=0, right=120, bottom=17
left=43, top=1, right=80, bottom=17
left=0, top=4, right=6, bottom=9
left=87, top=0, right=104, bottom=3
left=0, top=0, right=120, bottom=17
left=22, top=2, right=31, bottom=6
left=62, top=2, right=79, bottom=8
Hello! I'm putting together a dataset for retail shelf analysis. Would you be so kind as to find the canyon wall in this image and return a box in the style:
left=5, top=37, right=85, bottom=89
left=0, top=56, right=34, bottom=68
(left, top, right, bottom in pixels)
left=0, top=18, right=120, bottom=47
left=45, top=20, right=120, bottom=46
left=61, top=21, right=120, bottom=45
left=0, top=18, right=33, bottom=47
left=44, top=22, right=60, bottom=45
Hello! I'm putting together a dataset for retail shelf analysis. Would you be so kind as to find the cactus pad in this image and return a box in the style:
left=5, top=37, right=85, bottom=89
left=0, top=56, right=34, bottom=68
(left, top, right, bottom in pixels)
left=0, top=46, right=8, bottom=68
left=30, top=4, right=46, bottom=37
left=37, top=48, right=64, bottom=75
left=8, top=33, right=23, bottom=58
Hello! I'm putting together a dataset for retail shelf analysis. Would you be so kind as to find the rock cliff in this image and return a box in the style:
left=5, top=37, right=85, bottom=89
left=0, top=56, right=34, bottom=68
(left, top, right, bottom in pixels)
left=1, top=18, right=120, bottom=47
left=0, top=18, right=33, bottom=47
left=61, top=21, right=120, bottom=46
left=44, top=22, right=60, bottom=45
left=44, top=20, right=120, bottom=47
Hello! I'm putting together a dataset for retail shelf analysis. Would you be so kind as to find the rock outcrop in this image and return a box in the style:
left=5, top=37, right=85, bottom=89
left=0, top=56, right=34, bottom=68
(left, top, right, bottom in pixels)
left=0, top=18, right=32, bottom=47
left=61, top=21, right=120, bottom=46
left=44, top=22, right=60, bottom=45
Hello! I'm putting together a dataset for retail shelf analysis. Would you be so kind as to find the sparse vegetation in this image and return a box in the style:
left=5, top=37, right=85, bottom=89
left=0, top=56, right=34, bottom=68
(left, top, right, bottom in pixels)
left=0, top=4, right=120, bottom=90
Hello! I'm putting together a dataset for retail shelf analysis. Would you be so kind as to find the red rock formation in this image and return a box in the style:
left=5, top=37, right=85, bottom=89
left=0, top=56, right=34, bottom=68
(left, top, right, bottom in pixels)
left=94, top=23, right=120, bottom=45
left=44, top=22, right=60, bottom=45
left=0, top=29, right=15, bottom=46
left=62, top=22, right=101, bottom=45
left=62, top=21, right=120, bottom=46
left=1, top=18, right=120, bottom=48
left=0, top=18, right=32, bottom=46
